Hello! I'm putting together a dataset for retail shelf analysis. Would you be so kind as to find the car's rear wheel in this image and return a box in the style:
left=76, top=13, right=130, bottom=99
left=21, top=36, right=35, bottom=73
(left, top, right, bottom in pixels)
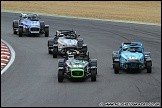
left=53, top=47, right=58, bottom=58
left=45, top=27, right=49, bottom=37
left=19, top=27, right=23, bottom=37
left=40, top=21, right=45, bottom=29
left=78, top=38, right=84, bottom=48
left=48, top=48, right=52, bottom=54
left=112, top=59, right=115, bottom=69
left=58, top=59, right=65, bottom=67
left=13, top=21, right=18, bottom=34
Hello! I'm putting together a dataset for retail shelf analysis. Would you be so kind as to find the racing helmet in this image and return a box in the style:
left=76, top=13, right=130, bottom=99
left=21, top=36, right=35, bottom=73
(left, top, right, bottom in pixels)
left=22, top=14, right=27, bottom=19
left=68, top=54, right=74, bottom=60
left=31, top=15, right=37, bottom=20
left=123, top=46, right=128, bottom=51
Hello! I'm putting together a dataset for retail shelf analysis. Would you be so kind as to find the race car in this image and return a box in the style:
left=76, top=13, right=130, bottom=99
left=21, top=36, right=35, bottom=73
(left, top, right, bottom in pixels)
left=57, top=51, right=97, bottom=82
left=12, top=13, right=49, bottom=37
left=112, top=42, right=152, bottom=74
left=48, top=30, right=89, bottom=58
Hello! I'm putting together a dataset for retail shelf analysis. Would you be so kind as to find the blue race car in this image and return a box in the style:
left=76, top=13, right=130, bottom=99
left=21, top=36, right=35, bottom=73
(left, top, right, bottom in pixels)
left=12, top=13, right=49, bottom=37
left=112, top=42, right=152, bottom=74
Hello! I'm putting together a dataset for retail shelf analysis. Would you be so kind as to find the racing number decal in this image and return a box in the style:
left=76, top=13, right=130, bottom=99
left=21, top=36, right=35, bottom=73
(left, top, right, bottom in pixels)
left=31, top=21, right=39, bottom=25
left=130, top=56, right=137, bottom=59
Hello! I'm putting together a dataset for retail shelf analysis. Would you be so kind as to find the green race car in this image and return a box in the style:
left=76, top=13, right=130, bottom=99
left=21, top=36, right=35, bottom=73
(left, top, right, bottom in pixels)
left=58, top=54, right=97, bottom=82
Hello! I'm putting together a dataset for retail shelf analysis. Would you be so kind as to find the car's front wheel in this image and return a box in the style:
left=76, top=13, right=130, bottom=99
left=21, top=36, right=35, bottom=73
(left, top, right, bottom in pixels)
left=58, top=70, right=64, bottom=82
left=91, top=69, right=96, bottom=81
left=146, top=62, right=152, bottom=73
left=114, top=62, right=119, bottom=74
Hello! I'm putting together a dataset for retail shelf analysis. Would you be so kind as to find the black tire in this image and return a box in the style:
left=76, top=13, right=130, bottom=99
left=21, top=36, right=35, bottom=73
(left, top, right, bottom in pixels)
left=113, top=60, right=114, bottom=69
left=48, top=49, right=52, bottom=54
left=58, top=59, right=65, bottom=67
left=47, top=42, right=52, bottom=54
left=13, top=21, right=18, bottom=34
left=13, top=29, right=17, bottom=34
left=78, top=38, right=84, bottom=48
left=114, top=62, right=119, bottom=74
left=90, top=59, right=97, bottom=74
left=58, top=70, right=64, bottom=82
left=45, top=27, right=49, bottom=37
left=146, top=62, right=152, bottom=73
left=18, top=27, right=23, bottom=37
left=53, top=47, right=58, bottom=58
left=40, top=21, right=45, bottom=29
left=91, top=69, right=96, bottom=81
left=81, top=45, right=88, bottom=53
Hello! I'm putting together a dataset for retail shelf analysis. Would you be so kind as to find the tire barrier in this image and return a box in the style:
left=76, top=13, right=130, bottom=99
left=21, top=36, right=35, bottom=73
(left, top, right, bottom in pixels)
left=1, top=41, right=11, bottom=70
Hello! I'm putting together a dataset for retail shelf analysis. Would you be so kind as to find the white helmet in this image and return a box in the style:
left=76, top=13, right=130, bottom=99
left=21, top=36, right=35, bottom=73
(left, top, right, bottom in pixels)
left=123, top=46, right=128, bottom=51
left=22, top=14, right=27, bottom=19
left=68, top=54, right=74, bottom=60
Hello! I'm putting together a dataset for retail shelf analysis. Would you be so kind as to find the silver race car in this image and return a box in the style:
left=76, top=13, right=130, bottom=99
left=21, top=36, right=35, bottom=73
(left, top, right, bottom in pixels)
left=48, top=30, right=88, bottom=58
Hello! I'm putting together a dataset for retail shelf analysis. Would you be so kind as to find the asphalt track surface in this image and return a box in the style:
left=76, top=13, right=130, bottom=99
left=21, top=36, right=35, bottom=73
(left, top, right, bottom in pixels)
left=1, top=12, right=161, bottom=107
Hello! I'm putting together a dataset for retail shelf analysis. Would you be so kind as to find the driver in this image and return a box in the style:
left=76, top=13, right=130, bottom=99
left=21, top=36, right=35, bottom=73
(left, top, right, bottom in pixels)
left=65, top=34, right=76, bottom=39
left=31, top=15, right=37, bottom=20
left=22, top=14, right=28, bottom=20
left=123, top=46, right=128, bottom=51
left=68, top=53, right=75, bottom=60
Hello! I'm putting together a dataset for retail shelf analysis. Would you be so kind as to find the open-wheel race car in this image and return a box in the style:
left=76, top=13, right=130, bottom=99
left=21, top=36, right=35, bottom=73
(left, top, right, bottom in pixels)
left=112, top=42, right=152, bottom=74
left=48, top=30, right=88, bottom=58
left=57, top=50, right=97, bottom=82
left=12, top=13, right=49, bottom=37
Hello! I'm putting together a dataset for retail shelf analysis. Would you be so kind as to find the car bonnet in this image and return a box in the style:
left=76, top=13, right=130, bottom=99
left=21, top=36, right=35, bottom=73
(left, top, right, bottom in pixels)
left=58, top=37, right=78, bottom=46
left=121, top=51, right=143, bottom=59
left=66, top=59, right=89, bottom=68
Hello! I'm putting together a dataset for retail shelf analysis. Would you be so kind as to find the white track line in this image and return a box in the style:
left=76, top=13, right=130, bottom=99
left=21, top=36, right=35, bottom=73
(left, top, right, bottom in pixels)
left=1, top=39, right=15, bottom=75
